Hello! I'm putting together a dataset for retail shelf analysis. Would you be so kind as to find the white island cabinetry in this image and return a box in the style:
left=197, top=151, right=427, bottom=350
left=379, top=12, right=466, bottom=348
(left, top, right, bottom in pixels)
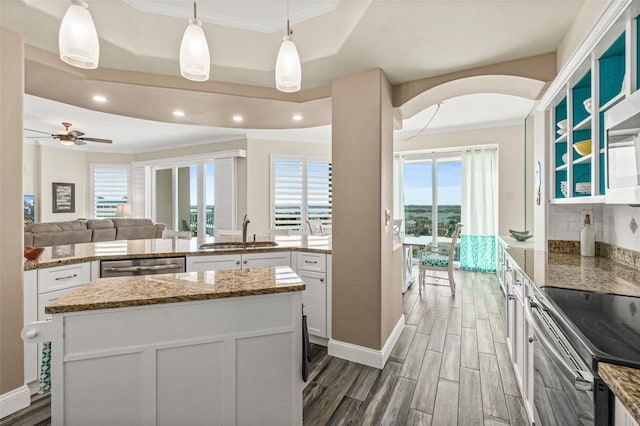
left=24, top=268, right=304, bottom=425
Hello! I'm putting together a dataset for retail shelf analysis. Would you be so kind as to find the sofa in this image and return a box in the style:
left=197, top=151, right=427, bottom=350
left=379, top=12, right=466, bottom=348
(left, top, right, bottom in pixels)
left=24, top=219, right=166, bottom=247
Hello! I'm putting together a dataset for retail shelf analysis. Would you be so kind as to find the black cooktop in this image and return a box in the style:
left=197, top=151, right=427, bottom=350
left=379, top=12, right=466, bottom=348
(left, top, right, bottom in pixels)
left=543, top=287, right=640, bottom=369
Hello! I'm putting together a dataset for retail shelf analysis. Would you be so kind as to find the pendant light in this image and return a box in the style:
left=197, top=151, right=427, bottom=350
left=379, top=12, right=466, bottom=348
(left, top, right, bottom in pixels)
left=180, top=2, right=210, bottom=82
left=275, top=0, right=301, bottom=93
left=58, top=0, right=100, bottom=69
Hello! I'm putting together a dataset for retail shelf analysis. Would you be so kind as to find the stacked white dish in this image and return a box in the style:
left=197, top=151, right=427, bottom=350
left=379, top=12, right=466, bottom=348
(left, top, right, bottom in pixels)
left=583, top=98, right=592, bottom=114
left=560, top=181, right=568, bottom=197
left=557, top=119, right=567, bottom=136
left=576, top=182, right=591, bottom=194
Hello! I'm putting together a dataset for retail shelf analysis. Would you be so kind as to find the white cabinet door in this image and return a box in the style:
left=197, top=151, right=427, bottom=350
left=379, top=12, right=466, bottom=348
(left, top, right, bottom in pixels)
left=186, top=255, right=242, bottom=272
left=242, top=252, right=290, bottom=269
left=299, top=270, right=327, bottom=338
left=615, top=396, right=640, bottom=426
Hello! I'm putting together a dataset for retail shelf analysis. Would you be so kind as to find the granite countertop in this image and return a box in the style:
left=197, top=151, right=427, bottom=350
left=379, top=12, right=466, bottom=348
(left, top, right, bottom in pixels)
left=599, top=363, right=640, bottom=423
left=503, top=244, right=640, bottom=297
left=45, top=266, right=305, bottom=314
left=25, top=235, right=332, bottom=271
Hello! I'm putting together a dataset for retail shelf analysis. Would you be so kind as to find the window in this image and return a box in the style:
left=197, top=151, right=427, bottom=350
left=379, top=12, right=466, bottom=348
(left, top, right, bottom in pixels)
left=272, top=157, right=332, bottom=233
left=402, top=151, right=462, bottom=259
left=90, top=165, right=130, bottom=218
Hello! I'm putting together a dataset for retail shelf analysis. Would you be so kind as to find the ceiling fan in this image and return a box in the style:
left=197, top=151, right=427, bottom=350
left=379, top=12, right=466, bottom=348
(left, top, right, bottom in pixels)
left=24, top=122, right=113, bottom=146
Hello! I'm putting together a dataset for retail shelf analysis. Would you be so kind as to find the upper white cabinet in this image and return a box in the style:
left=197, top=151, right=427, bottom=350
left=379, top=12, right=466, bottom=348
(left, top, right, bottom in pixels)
left=543, top=4, right=640, bottom=204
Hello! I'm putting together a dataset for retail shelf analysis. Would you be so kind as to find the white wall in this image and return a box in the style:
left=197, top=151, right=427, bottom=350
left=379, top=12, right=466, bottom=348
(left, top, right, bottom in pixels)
left=23, top=143, right=135, bottom=222
left=548, top=203, right=640, bottom=252
left=556, top=1, right=608, bottom=71
left=395, top=124, right=526, bottom=236
left=245, top=139, right=331, bottom=235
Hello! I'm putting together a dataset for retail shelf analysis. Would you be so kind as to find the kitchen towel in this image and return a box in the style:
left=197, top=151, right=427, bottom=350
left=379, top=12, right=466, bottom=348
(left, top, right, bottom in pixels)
left=302, top=313, right=310, bottom=382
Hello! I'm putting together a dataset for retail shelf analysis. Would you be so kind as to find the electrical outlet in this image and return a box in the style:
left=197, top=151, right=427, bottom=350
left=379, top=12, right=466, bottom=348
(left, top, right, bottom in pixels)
left=580, top=209, right=593, bottom=224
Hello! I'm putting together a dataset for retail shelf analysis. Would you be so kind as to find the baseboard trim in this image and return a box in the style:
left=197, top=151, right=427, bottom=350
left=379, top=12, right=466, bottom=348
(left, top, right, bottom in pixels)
left=0, top=385, right=30, bottom=419
left=309, top=334, right=328, bottom=347
left=328, top=314, right=406, bottom=369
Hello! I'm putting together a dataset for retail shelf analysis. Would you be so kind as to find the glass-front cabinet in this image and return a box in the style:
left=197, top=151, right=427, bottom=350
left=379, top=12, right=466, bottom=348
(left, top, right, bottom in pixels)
left=544, top=5, right=640, bottom=204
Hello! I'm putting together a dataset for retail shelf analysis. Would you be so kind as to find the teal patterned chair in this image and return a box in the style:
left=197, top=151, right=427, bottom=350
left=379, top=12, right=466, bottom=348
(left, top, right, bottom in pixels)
left=418, top=223, right=463, bottom=296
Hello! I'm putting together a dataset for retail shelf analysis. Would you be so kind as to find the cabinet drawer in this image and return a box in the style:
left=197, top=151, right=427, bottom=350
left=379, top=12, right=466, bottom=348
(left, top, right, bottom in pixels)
left=297, top=252, right=326, bottom=273
left=38, top=263, right=91, bottom=294
left=242, top=252, right=290, bottom=269
left=38, top=286, right=82, bottom=321
left=186, top=255, right=242, bottom=272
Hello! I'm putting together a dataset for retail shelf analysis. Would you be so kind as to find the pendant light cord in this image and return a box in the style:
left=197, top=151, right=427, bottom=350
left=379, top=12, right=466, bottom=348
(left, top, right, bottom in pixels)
left=400, top=102, right=442, bottom=141
left=286, top=0, right=292, bottom=35
left=193, top=1, right=197, bottom=19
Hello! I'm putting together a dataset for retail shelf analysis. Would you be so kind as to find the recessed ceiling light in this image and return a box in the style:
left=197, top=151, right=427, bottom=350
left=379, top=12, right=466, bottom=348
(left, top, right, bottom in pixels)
left=232, top=115, right=243, bottom=122
left=292, top=114, right=302, bottom=121
left=173, top=110, right=185, bottom=117
left=92, top=95, right=107, bottom=103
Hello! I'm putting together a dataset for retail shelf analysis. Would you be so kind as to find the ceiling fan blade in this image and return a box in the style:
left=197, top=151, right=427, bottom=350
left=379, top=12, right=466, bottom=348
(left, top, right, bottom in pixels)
left=80, top=137, right=113, bottom=144
left=27, top=136, right=51, bottom=139
left=74, top=140, right=87, bottom=146
left=69, top=130, right=85, bottom=138
left=24, top=128, right=52, bottom=135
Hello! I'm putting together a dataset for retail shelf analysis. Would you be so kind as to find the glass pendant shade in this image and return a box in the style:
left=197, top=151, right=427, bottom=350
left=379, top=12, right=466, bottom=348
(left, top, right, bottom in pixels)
left=275, top=35, right=301, bottom=93
left=58, top=0, right=100, bottom=69
left=180, top=18, right=210, bottom=82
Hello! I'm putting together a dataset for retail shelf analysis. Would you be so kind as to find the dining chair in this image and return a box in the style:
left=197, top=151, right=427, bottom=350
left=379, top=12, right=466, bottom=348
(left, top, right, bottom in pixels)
left=418, top=223, right=463, bottom=296
left=306, top=220, right=324, bottom=236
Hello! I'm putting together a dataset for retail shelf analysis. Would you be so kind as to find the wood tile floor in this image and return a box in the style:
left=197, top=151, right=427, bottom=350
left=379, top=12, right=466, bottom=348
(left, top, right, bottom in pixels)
left=303, top=269, right=529, bottom=426
left=2, top=270, right=526, bottom=426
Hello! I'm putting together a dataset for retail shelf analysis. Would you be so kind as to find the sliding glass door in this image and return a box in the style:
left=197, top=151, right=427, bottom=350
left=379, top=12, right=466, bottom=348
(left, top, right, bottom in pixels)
left=153, top=162, right=214, bottom=238
left=403, top=151, right=462, bottom=258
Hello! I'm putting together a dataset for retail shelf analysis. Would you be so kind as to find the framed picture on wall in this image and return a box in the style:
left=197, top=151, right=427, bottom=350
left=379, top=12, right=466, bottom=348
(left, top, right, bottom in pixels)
left=52, top=182, right=75, bottom=213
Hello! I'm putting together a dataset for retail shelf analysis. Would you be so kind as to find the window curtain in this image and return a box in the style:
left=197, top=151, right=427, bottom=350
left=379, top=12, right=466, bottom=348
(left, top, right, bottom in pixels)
left=460, top=148, right=498, bottom=272
left=393, top=155, right=405, bottom=236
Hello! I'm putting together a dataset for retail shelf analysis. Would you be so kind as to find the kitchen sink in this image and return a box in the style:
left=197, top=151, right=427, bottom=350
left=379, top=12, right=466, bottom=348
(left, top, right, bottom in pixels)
left=198, top=241, right=279, bottom=250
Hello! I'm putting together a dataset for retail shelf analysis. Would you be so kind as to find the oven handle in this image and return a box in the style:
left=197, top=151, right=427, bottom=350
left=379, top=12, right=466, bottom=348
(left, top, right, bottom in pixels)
left=104, top=264, right=184, bottom=273
left=526, top=297, right=593, bottom=391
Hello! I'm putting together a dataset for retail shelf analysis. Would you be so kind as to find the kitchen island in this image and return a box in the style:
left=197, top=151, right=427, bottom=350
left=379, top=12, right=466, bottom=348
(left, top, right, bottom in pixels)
left=23, top=266, right=305, bottom=426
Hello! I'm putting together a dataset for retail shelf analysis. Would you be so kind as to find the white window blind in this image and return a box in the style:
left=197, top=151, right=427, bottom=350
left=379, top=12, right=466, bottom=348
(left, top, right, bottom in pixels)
left=272, top=158, right=331, bottom=233
left=91, top=165, right=130, bottom=218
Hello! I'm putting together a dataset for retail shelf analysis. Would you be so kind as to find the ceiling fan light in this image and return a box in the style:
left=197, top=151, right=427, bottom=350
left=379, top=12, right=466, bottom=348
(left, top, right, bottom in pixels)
left=59, top=140, right=75, bottom=146
left=275, top=35, right=301, bottom=93
left=58, top=0, right=100, bottom=69
left=179, top=18, right=210, bottom=82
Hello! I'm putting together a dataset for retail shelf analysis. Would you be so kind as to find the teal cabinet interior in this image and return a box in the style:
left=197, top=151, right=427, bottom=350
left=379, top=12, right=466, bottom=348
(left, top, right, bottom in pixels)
left=548, top=14, right=635, bottom=203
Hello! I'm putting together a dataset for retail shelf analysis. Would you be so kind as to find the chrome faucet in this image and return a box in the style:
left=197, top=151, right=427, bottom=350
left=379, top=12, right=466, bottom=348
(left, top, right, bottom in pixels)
left=242, top=214, right=251, bottom=243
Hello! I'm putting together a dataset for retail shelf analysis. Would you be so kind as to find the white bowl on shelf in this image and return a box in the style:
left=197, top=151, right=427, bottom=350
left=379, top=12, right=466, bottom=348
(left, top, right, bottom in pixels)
left=557, top=119, right=567, bottom=129
left=583, top=98, right=592, bottom=114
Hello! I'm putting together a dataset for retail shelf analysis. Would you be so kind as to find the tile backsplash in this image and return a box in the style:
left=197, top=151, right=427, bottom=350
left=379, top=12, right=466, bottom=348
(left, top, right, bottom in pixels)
left=548, top=203, right=640, bottom=252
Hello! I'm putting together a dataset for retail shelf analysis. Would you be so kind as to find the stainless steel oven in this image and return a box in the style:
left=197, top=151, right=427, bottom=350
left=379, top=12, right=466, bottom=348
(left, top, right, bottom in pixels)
left=526, top=285, right=610, bottom=425
left=101, top=257, right=186, bottom=277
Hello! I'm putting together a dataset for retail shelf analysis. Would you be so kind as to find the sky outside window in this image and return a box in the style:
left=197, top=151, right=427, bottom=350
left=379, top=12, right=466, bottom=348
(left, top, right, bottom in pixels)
left=404, top=160, right=461, bottom=205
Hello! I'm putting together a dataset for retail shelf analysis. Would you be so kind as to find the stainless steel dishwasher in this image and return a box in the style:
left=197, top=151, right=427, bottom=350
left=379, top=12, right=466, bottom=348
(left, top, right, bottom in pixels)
left=101, top=257, right=186, bottom=277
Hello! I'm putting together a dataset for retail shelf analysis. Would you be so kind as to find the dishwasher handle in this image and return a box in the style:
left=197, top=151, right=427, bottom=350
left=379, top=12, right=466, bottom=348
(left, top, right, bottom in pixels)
left=104, top=263, right=183, bottom=273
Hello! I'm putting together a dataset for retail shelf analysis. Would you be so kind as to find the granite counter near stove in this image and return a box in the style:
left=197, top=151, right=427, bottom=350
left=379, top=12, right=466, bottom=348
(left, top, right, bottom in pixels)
left=504, top=245, right=640, bottom=297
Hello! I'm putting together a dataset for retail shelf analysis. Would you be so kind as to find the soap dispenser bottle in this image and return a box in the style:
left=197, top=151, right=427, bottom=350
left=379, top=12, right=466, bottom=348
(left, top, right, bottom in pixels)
left=580, top=214, right=595, bottom=257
